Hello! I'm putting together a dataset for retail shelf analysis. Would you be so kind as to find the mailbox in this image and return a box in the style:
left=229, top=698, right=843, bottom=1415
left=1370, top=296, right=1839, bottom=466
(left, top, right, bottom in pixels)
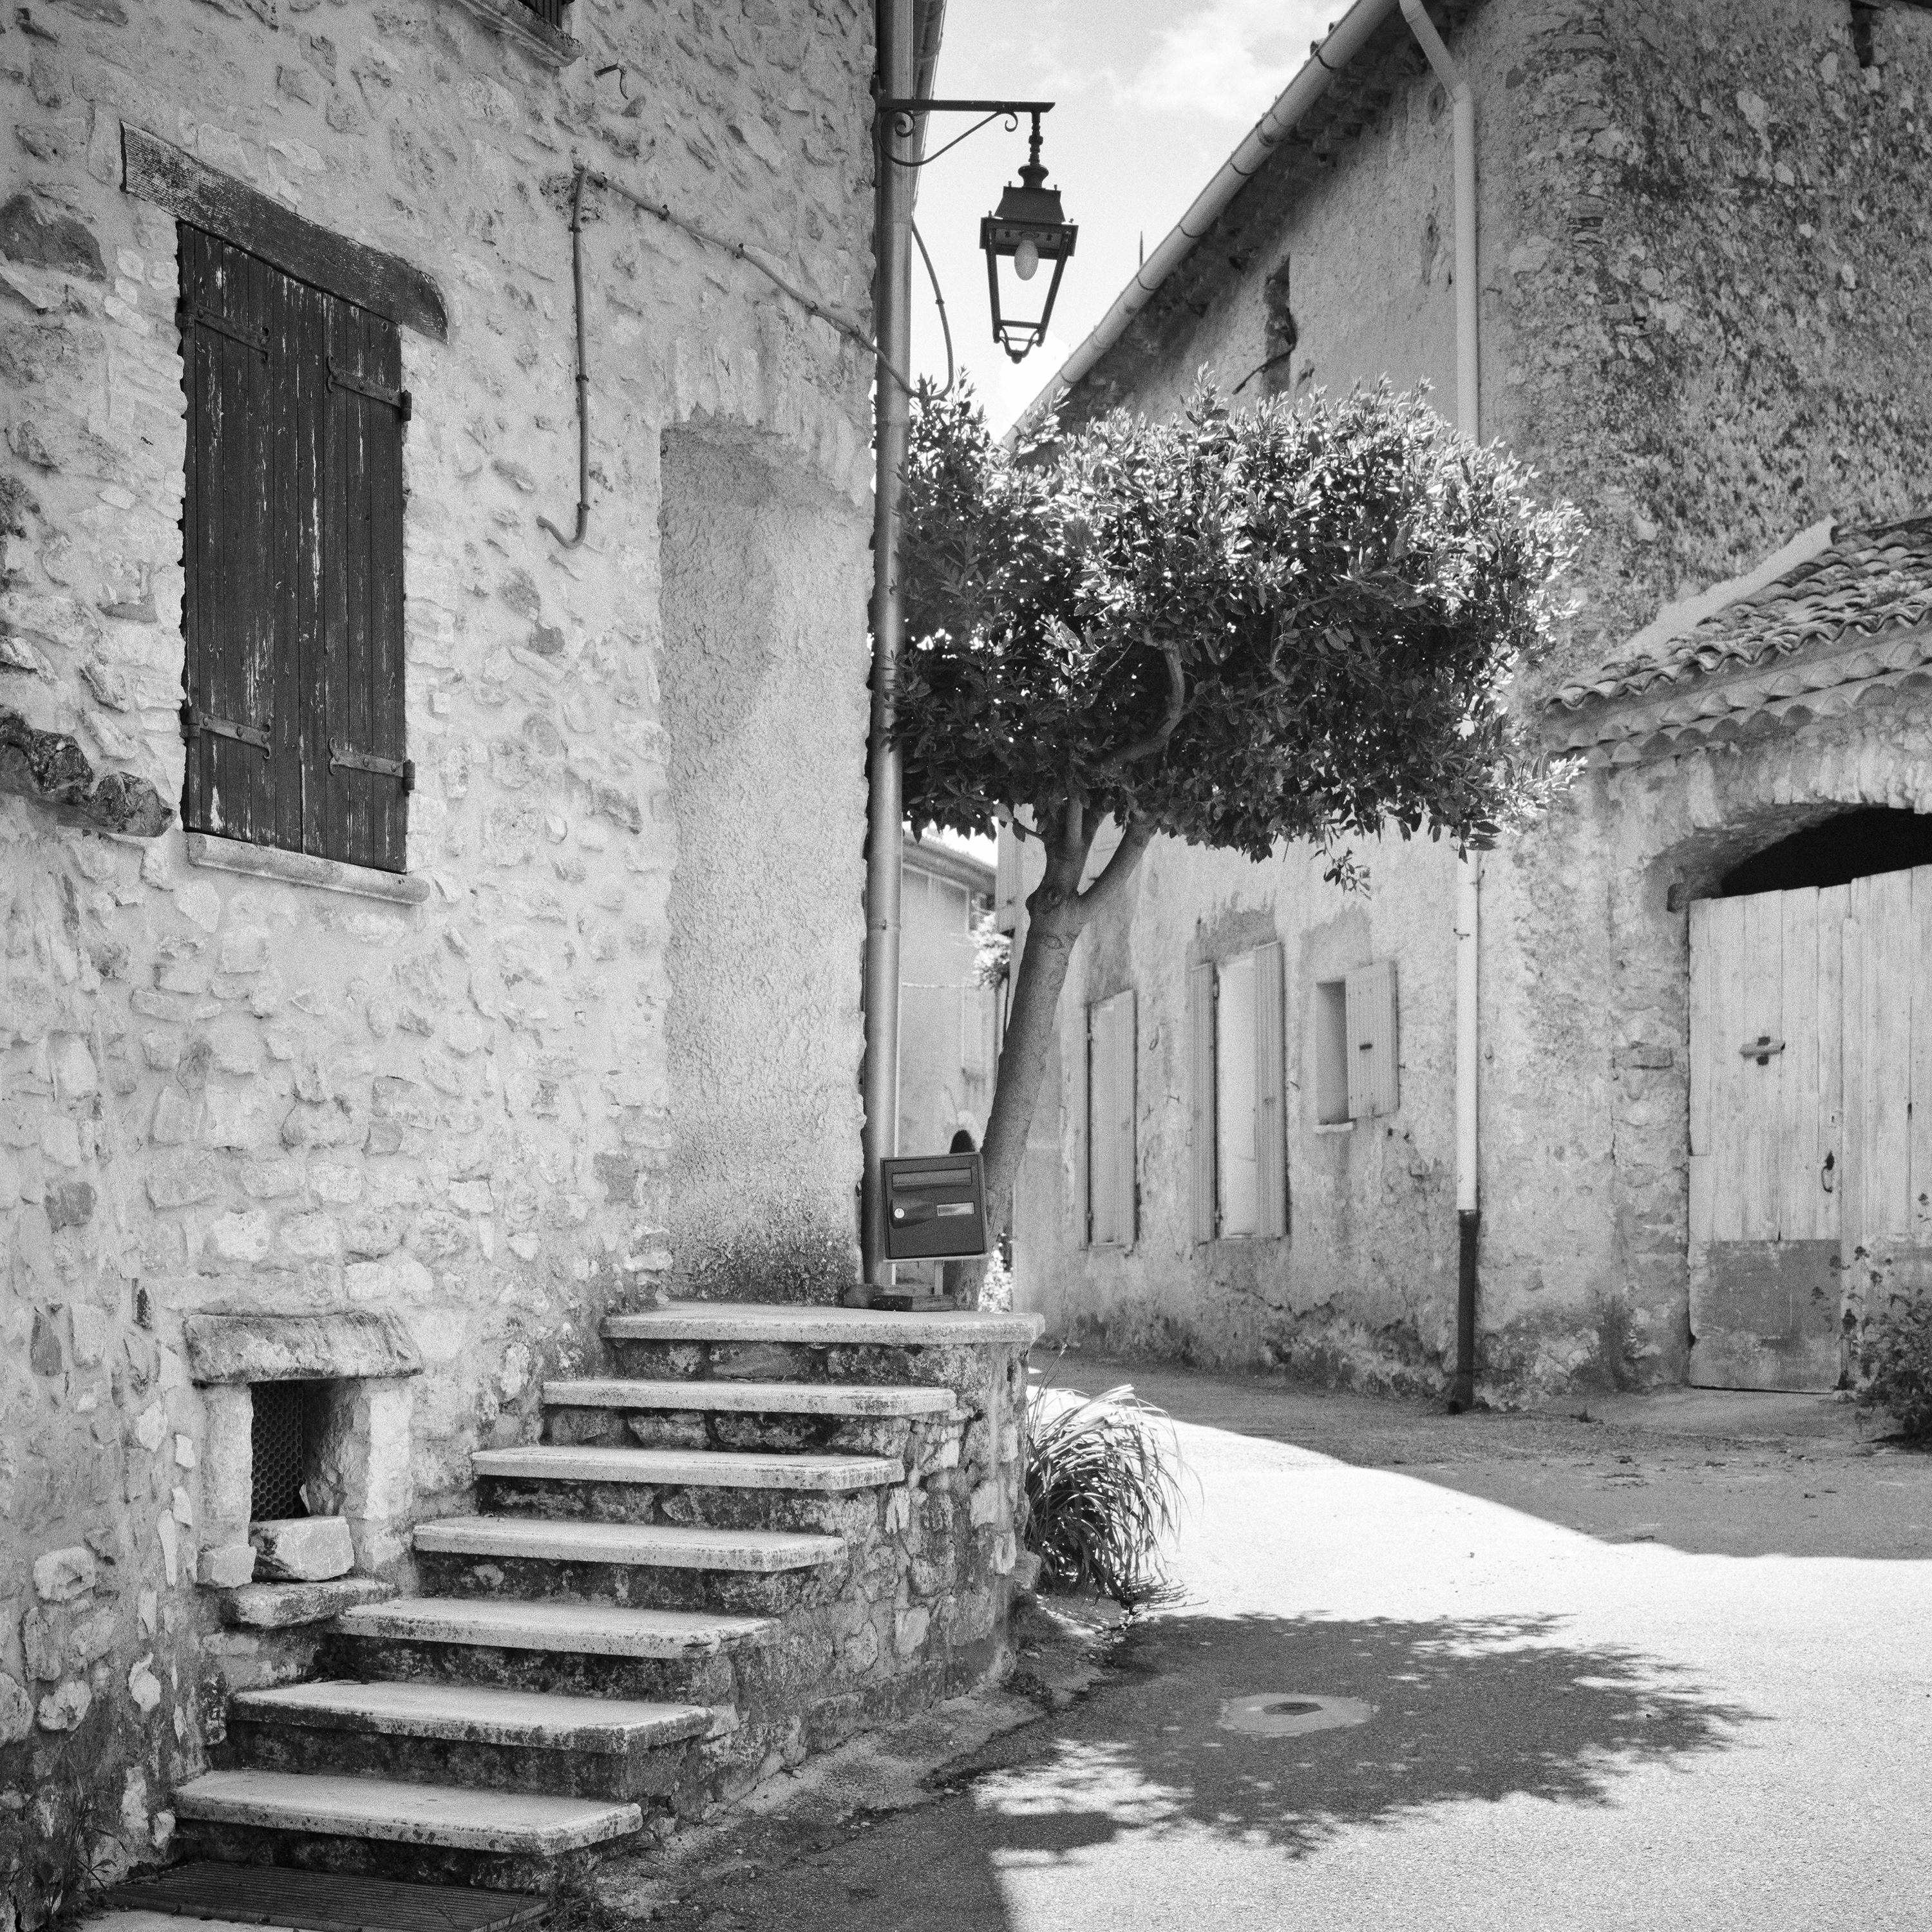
left=882, top=1153, right=989, bottom=1261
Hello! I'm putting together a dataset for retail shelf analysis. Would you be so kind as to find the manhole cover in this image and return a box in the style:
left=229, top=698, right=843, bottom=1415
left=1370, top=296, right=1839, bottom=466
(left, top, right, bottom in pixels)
left=1218, top=1693, right=1374, bottom=1737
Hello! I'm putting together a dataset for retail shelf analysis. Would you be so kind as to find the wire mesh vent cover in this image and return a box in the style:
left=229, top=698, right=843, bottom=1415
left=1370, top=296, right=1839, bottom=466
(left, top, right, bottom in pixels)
left=250, top=1379, right=309, bottom=1520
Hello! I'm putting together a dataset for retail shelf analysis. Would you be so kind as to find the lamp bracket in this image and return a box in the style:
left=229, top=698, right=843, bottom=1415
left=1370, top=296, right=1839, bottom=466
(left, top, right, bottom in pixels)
left=876, top=97, right=1056, bottom=164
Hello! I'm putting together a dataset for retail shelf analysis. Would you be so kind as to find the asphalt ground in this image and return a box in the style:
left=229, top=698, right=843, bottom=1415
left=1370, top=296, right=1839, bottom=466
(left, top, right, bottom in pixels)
left=585, top=1363, right=1932, bottom=1932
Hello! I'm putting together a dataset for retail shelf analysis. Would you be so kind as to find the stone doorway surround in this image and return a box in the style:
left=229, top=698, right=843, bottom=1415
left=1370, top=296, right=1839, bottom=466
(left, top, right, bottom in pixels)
left=184, top=1312, right=422, bottom=1593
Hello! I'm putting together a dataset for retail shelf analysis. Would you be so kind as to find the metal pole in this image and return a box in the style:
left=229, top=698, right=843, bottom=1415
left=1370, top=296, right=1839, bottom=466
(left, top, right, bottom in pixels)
left=860, top=0, right=916, bottom=1287
left=1401, top=0, right=1483, bottom=1411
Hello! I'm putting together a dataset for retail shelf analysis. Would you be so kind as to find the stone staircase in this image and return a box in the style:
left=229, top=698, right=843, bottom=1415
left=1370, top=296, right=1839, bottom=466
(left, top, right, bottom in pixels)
left=170, top=1302, right=1037, bottom=1891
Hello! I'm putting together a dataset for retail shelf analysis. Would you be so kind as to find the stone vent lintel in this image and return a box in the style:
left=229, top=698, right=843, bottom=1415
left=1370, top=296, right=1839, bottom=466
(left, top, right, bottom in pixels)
left=184, top=1311, right=423, bottom=1387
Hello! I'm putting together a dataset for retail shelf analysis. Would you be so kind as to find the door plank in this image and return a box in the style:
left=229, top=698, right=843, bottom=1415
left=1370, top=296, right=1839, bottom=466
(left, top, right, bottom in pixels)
left=1740, top=891, right=1784, bottom=1240
left=1689, top=900, right=1712, bottom=1158
left=1817, top=883, right=1846, bottom=1252
left=1913, top=867, right=1932, bottom=1245
left=1868, top=868, right=1915, bottom=1244
left=1708, top=897, right=1747, bottom=1244
left=1778, top=888, right=1820, bottom=1242
left=1841, top=878, right=1869, bottom=1265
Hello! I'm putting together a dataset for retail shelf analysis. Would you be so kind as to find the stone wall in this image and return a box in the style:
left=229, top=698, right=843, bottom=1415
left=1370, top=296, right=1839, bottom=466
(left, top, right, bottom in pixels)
left=1, top=0, right=876, bottom=1915
left=1009, top=0, right=1932, bottom=1396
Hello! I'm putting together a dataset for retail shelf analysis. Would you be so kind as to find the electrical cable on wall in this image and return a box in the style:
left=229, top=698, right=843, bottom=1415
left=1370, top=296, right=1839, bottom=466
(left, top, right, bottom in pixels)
left=912, top=220, right=953, bottom=396
left=539, top=163, right=917, bottom=550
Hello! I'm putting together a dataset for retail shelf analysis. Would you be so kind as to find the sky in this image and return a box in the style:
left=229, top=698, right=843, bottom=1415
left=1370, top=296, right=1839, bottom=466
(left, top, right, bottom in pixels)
left=908, top=0, right=1341, bottom=434
left=904, top=0, right=1338, bottom=866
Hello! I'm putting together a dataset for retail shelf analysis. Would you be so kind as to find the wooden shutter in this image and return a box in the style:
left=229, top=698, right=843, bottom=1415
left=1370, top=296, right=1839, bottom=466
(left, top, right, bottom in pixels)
left=1344, top=960, right=1399, bottom=1119
left=1254, top=941, right=1287, bottom=1236
left=180, top=223, right=408, bottom=873
left=180, top=227, right=280, bottom=849
left=1188, top=961, right=1217, bottom=1243
left=1088, top=990, right=1137, bottom=1247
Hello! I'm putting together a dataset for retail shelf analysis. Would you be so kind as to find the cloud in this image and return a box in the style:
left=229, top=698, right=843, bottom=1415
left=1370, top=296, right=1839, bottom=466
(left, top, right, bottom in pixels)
left=1119, top=0, right=1340, bottom=123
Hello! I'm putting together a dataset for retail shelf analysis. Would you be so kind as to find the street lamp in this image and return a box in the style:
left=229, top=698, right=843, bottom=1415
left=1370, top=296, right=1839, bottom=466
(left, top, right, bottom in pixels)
left=876, top=99, right=1076, bottom=366
left=980, top=113, right=1077, bottom=363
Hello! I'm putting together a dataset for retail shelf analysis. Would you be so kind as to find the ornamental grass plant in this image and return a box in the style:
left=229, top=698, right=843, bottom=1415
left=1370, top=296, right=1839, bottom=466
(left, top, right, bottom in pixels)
left=1021, top=1379, right=1184, bottom=1607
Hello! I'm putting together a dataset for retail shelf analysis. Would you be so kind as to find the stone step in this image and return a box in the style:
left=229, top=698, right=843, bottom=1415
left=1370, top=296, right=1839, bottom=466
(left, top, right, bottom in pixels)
left=471, top=1444, right=902, bottom=1492
left=603, top=1300, right=1043, bottom=1347
left=223, top=1680, right=711, bottom=1803
left=415, top=1515, right=845, bottom=1573
left=545, top=1376, right=954, bottom=1418
left=334, top=1596, right=777, bottom=1659
left=171, top=1768, right=640, bottom=1856
left=229, top=1678, right=711, bottom=1753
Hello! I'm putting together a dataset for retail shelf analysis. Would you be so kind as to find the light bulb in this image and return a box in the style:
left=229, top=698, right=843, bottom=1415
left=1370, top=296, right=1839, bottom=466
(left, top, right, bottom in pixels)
left=1014, top=237, right=1040, bottom=282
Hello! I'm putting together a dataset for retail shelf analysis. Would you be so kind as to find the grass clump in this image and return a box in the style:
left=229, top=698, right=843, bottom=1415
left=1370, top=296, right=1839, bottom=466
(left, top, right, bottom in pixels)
left=1859, top=1291, right=1932, bottom=1443
left=1021, top=1381, right=1182, bottom=1607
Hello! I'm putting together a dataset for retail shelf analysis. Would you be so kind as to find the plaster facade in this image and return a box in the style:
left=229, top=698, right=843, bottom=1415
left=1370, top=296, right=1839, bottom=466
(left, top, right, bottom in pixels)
left=1007, top=0, right=1932, bottom=1396
left=1, top=0, right=877, bottom=1911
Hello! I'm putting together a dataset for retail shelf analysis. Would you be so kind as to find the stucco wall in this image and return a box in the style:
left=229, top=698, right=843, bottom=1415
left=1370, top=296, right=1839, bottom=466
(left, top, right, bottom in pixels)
left=1, top=0, right=875, bottom=1909
left=1010, top=0, right=1932, bottom=1397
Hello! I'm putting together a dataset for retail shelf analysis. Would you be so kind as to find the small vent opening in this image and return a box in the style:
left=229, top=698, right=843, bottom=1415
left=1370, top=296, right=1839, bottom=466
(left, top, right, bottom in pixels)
left=250, top=1380, right=312, bottom=1521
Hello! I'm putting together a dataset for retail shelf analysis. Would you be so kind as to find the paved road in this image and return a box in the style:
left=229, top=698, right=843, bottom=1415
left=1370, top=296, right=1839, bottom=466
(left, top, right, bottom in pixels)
left=621, top=1372, right=1932, bottom=1932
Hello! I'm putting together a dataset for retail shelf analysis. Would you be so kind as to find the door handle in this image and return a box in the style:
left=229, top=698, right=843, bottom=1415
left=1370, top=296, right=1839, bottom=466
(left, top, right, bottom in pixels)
left=1821, top=1150, right=1835, bottom=1194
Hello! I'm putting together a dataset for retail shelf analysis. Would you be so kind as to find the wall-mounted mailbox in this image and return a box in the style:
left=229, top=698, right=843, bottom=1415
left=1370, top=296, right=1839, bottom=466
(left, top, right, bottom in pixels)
left=882, top=1153, right=989, bottom=1261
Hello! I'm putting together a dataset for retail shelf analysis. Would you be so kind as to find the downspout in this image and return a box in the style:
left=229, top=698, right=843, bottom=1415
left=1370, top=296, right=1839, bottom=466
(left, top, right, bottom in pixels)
left=860, top=0, right=916, bottom=1288
left=1399, top=0, right=1482, bottom=1411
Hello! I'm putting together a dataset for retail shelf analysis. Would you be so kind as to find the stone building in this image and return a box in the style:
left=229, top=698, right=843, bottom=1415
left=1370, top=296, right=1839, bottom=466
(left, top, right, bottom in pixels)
left=895, top=831, right=996, bottom=1164
left=2, top=0, right=1038, bottom=1911
left=1001, top=0, right=1932, bottom=1397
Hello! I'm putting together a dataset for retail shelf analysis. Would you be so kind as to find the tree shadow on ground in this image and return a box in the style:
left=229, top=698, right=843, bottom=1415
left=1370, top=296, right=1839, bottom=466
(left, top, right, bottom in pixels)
left=618, top=1610, right=1758, bottom=1931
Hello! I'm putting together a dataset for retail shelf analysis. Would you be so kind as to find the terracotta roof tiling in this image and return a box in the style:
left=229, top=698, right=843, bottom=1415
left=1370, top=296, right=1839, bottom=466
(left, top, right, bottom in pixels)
left=1548, top=515, right=1932, bottom=764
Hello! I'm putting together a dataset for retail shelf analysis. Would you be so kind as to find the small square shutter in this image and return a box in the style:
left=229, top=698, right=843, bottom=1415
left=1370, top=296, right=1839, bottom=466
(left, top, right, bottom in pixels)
left=1254, top=941, right=1287, bottom=1236
left=1344, top=960, right=1400, bottom=1118
left=1088, top=990, right=1137, bottom=1247
left=1188, top=961, right=1217, bottom=1243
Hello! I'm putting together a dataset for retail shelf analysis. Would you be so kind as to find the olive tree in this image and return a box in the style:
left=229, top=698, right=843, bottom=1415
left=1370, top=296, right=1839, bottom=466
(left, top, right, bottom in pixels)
left=896, top=379, right=1578, bottom=1287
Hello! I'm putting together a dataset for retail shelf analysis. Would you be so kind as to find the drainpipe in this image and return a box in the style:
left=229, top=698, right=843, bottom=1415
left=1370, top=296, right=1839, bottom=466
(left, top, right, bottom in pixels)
left=860, top=0, right=916, bottom=1287
left=1399, top=0, right=1482, bottom=1410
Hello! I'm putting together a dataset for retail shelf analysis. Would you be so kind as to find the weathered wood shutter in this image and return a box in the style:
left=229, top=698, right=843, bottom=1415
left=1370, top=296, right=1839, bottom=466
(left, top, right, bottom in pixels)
left=1088, top=990, right=1137, bottom=1247
left=1254, top=940, right=1287, bottom=1237
left=1188, top=961, right=1217, bottom=1243
left=180, top=223, right=408, bottom=873
left=1344, top=960, right=1399, bottom=1119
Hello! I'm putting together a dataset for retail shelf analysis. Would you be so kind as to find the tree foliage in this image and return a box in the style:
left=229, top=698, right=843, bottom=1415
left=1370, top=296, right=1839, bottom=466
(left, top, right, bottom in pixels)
left=896, top=377, right=1580, bottom=1284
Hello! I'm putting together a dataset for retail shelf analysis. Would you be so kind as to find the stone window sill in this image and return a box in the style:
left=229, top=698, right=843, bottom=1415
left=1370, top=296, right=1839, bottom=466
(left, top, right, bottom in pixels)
left=440, top=0, right=583, bottom=66
left=1314, top=1120, right=1356, bottom=1135
left=185, top=831, right=432, bottom=906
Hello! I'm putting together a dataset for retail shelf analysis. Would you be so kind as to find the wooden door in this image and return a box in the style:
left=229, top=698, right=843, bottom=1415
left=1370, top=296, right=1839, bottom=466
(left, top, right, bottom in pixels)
left=1688, top=886, right=1842, bottom=1388
left=1689, top=866, right=1932, bottom=1388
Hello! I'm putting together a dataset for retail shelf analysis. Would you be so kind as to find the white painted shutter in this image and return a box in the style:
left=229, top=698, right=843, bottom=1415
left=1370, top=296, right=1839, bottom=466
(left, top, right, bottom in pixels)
left=1188, top=961, right=1217, bottom=1244
left=1344, top=960, right=1399, bottom=1119
left=1215, top=951, right=1259, bottom=1236
left=1088, top=990, right=1137, bottom=1247
left=1254, top=940, right=1287, bottom=1237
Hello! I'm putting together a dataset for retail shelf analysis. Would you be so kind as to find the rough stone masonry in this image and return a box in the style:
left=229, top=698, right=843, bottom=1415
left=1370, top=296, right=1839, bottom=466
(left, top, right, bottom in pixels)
left=1, top=0, right=882, bottom=1912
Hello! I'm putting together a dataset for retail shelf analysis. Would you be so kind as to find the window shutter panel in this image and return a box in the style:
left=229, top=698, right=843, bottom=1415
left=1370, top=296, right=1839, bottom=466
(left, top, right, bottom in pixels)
left=1111, top=990, right=1137, bottom=1246
left=1345, top=960, right=1400, bottom=1117
left=1254, top=941, right=1287, bottom=1236
left=1188, top=961, right=1217, bottom=1243
left=1086, top=991, right=1137, bottom=1247
left=319, top=293, right=408, bottom=871
left=180, top=227, right=279, bottom=849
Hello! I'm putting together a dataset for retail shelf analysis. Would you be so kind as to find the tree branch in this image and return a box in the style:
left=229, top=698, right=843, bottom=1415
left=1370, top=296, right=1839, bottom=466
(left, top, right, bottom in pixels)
left=1100, top=635, right=1187, bottom=771
left=1074, top=817, right=1155, bottom=920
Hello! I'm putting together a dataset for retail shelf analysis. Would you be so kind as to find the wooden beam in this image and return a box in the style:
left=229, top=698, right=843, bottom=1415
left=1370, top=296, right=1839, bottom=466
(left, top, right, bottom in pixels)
left=121, top=126, right=447, bottom=342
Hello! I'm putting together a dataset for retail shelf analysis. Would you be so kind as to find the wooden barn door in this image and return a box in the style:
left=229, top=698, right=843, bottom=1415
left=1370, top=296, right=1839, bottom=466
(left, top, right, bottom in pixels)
left=1689, top=867, right=1932, bottom=1388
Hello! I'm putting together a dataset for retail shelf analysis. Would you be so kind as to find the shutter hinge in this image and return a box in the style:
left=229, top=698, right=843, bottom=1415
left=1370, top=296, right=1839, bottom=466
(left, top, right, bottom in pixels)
left=329, top=741, right=414, bottom=793
left=327, top=359, right=412, bottom=421
left=180, top=700, right=269, bottom=755
left=179, top=304, right=269, bottom=360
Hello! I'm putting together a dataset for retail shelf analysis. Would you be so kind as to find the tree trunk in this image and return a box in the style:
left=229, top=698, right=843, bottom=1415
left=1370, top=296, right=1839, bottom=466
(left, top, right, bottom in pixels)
left=963, top=813, right=1153, bottom=1307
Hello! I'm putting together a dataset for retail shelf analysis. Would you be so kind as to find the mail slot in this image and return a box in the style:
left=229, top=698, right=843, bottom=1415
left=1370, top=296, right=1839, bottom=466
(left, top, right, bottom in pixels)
left=882, top=1152, right=989, bottom=1261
